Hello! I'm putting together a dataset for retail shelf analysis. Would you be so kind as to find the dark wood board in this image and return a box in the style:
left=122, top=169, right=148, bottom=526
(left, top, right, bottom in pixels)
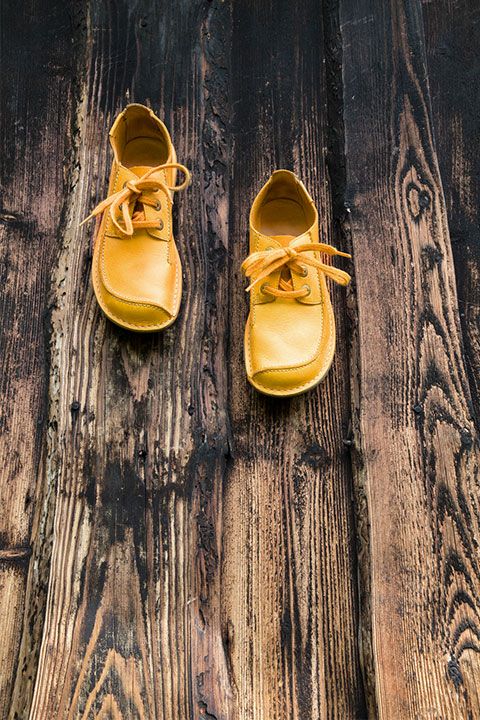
left=340, top=0, right=480, bottom=717
left=224, top=1, right=365, bottom=718
left=422, top=0, right=480, bottom=426
left=0, top=0, right=81, bottom=713
left=26, top=1, right=234, bottom=717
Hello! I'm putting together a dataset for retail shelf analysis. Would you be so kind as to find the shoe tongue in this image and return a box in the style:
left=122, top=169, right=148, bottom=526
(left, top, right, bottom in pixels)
left=128, top=165, right=155, bottom=177
left=270, top=235, right=295, bottom=247
left=269, top=235, right=296, bottom=286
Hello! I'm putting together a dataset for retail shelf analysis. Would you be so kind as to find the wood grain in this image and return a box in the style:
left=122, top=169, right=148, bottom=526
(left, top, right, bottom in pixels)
left=340, top=0, right=480, bottom=717
left=422, top=0, right=480, bottom=427
left=222, top=2, right=365, bottom=718
left=28, top=0, right=234, bottom=717
left=0, top=1, right=81, bottom=715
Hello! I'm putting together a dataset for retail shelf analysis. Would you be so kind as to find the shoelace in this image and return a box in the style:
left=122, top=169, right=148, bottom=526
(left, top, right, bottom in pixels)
left=81, top=162, right=191, bottom=236
left=242, top=241, right=351, bottom=298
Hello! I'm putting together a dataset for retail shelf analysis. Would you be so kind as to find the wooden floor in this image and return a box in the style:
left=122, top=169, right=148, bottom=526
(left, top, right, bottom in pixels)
left=1, top=0, right=479, bottom=718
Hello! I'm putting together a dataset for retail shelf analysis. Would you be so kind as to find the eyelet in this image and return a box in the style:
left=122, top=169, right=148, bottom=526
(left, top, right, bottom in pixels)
left=299, top=266, right=308, bottom=277
left=123, top=181, right=127, bottom=188
left=155, top=200, right=162, bottom=211
left=260, top=283, right=269, bottom=294
left=302, top=284, right=311, bottom=296
left=158, top=220, right=164, bottom=230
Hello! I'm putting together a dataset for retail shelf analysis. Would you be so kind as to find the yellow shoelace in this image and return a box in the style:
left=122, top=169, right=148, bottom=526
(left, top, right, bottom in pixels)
left=81, top=162, right=191, bottom=236
left=242, top=241, right=351, bottom=298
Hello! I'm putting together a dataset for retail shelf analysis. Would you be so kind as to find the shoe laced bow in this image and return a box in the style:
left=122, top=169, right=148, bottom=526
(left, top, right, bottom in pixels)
left=242, top=240, right=351, bottom=298
left=81, top=162, right=191, bottom=236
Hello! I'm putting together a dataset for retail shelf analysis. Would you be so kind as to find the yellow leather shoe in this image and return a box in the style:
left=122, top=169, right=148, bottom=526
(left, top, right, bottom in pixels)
left=82, top=104, right=191, bottom=331
left=241, top=170, right=351, bottom=397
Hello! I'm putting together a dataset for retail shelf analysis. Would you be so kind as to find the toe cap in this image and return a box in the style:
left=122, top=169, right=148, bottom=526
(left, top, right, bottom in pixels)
left=93, top=272, right=176, bottom=331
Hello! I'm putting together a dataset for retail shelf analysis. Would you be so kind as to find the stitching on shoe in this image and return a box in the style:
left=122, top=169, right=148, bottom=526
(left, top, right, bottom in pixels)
left=250, top=364, right=330, bottom=393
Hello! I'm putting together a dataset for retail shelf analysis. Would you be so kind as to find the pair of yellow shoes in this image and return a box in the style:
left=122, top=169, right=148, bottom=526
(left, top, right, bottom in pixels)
left=83, top=104, right=351, bottom=398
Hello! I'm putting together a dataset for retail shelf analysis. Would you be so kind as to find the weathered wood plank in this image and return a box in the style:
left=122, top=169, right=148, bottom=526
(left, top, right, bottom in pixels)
left=422, top=0, right=480, bottom=426
left=0, top=1, right=82, bottom=715
left=340, top=0, right=480, bottom=717
left=223, top=2, right=365, bottom=718
left=28, top=1, right=233, bottom=717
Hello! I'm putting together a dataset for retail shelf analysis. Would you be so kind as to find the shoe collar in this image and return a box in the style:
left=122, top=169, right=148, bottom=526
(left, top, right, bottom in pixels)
left=109, top=103, right=173, bottom=165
